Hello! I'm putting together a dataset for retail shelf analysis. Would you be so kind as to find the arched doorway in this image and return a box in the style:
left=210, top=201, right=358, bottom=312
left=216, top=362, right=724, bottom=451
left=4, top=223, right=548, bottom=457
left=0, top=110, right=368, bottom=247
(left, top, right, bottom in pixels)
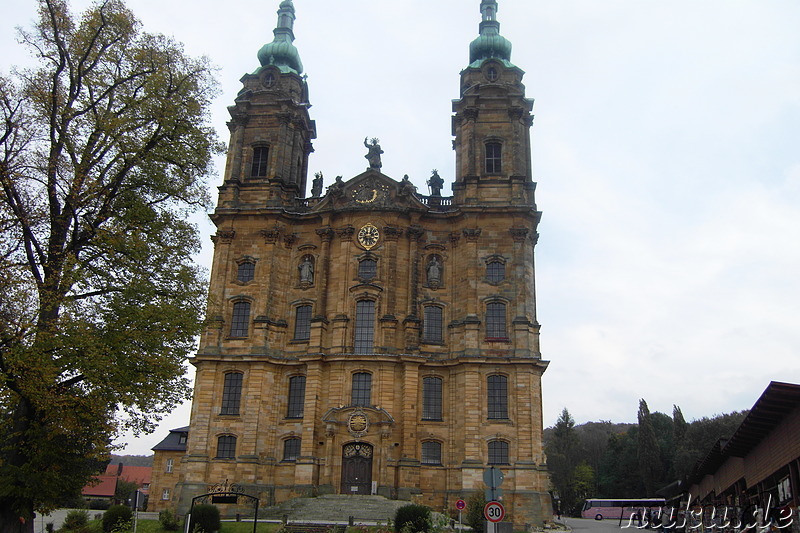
left=341, top=442, right=373, bottom=495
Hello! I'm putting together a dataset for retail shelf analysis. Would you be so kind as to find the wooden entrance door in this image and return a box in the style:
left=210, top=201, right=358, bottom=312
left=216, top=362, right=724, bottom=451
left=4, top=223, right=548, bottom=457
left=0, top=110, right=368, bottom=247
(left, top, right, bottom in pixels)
left=341, top=443, right=373, bottom=495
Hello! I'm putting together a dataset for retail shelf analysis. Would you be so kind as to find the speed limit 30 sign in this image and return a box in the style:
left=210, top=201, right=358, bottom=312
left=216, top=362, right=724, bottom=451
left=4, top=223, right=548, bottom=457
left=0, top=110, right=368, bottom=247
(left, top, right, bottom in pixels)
left=484, top=501, right=505, bottom=523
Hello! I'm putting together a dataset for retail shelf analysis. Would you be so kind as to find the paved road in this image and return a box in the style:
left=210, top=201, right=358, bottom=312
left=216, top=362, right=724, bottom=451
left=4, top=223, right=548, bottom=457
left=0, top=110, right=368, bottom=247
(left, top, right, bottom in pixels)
left=562, top=517, right=643, bottom=533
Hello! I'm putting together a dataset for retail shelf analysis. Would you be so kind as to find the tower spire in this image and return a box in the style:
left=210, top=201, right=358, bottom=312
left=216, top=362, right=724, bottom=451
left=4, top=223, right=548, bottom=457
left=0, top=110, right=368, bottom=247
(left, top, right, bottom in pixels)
left=469, top=0, right=513, bottom=66
left=257, top=0, right=304, bottom=74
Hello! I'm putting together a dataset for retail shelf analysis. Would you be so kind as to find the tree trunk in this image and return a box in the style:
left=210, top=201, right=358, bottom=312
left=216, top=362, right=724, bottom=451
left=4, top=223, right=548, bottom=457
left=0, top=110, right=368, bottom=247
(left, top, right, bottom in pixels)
left=0, top=497, right=35, bottom=533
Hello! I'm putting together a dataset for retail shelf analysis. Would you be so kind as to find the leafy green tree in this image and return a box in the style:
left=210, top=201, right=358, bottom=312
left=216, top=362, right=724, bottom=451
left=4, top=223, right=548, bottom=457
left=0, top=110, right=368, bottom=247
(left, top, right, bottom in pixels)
left=637, top=399, right=662, bottom=494
left=545, top=408, right=579, bottom=513
left=0, top=0, right=220, bottom=530
left=571, top=462, right=596, bottom=504
left=114, top=480, right=139, bottom=505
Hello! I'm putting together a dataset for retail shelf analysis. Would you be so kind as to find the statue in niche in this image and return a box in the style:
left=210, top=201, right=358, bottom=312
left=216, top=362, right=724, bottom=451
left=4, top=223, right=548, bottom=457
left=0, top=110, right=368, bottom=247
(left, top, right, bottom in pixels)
left=364, top=137, right=383, bottom=170
left=311, top=171, right=323, bottom=197
left=299, top=256, right=314, bottom=284
left=426, top=255, right=442, bottom=286
left=427, top=169, right=444, bottom=196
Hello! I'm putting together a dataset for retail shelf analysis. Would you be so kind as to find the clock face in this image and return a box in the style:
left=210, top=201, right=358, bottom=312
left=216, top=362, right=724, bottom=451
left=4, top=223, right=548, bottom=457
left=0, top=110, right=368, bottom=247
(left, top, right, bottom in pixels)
left=357, top=224, right=380, bottom=250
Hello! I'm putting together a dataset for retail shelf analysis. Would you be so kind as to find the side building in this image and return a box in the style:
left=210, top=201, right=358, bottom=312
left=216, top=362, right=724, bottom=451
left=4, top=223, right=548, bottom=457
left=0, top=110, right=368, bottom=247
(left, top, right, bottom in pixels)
left=173, top=0, right=551, bottom=526
left=149, top=426, right=189, bottom=512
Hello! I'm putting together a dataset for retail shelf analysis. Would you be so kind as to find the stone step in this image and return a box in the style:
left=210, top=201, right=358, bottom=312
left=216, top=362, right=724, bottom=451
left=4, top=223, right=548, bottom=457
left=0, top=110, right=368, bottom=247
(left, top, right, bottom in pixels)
left=261, top=495, right=410, bottom=523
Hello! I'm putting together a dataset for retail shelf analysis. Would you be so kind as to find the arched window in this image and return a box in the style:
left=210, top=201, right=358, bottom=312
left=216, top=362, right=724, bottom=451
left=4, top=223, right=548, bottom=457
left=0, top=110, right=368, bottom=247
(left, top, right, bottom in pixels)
left=358, top=258, right=377, bottom=281
left=422, top=376, right=443, bottom=421
left=351, top=372, right=372, bottom=407
left=283, top=437, right=301, bottom=461
left=287, top=375, right=306, bottom=418
left=237, top=261, right=255, bottom=283
left=230, top=301, right=251, bottom=337
left=488, top=440, right=509, bottom=465
left=216, top=435, right=236, bottom=459
left=293, top=305, right=312, bottom=341
left=423, top=306, right=444, bottom=343
left=251, top=146, right=269, bottom=177
left=354, top=300, right=375, bottom=354
left=486, top=302, right=507, bottom=340
left=220, top=372, right=243, bottom=415
left=421, top=441, right=442, bottom=465
left=485, top=142, right=502, bottom=174
left=487, top=374, right=508, bottom=419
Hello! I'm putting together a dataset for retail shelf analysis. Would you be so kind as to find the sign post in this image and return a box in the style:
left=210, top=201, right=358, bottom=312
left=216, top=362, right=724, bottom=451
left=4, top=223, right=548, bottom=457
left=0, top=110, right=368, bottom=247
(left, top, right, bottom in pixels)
left=484, top=501, right=506, bottom=533
left=483, top=466, right=505, bottom=502
left=455, top=499, right=466, bottom=528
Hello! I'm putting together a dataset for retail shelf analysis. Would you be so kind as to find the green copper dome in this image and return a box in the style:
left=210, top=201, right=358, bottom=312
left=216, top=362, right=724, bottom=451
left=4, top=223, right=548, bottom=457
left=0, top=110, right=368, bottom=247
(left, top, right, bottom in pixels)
left=257, top=0, right=304, bottom=74
left=468, top=0, right=513, bottom=67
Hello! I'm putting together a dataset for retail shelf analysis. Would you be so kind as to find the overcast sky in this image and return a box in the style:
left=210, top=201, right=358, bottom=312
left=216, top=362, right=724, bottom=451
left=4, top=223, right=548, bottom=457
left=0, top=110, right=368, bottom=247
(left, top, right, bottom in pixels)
left=3, top=0, right=799, bottom=456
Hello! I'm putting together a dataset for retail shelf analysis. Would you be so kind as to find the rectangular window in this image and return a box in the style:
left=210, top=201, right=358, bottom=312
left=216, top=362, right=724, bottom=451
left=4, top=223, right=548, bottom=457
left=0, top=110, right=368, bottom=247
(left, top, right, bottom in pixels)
left=287, top=375, right=306, bottom=418
left=220, top=372, right=243, bottom=415
left=216, top=435, right=236, bottom=459
left=161, top=489, right=170, bottom=501
left=354, top=300, right=375, bottom=354
left=422, top=377, right=443, bottom=421
left=293, top=305, right=312, bottom=341
left=488, top=440, right=509, bottom=464
left=488, top=374, right=508, bottom=419
left=230, top=301, right=251, bottom=337
left=486, top=302, right=507, bottom=340
left=283, top=438, right=301, bottom=461
left=251, top=146, right=269, bottom=177
left=423, top=306, right=443, bottom=343
left=486, top=142, right=502, bottom=174
left=351, top=372, right=372, bottom=407
left=165, top=458, right=174, bottom=474
left=421, top=441, right=442, bottom=465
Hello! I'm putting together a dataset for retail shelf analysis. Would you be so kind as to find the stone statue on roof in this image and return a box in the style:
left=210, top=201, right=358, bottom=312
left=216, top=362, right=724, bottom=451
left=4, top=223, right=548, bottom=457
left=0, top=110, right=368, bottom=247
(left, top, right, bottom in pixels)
left=364, top=137, right=383, bottom=170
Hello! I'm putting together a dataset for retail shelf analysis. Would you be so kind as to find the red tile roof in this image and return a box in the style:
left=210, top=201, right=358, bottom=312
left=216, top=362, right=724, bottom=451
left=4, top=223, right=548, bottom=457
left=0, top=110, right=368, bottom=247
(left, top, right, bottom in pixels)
left=82, top=475, right=117, bottom=498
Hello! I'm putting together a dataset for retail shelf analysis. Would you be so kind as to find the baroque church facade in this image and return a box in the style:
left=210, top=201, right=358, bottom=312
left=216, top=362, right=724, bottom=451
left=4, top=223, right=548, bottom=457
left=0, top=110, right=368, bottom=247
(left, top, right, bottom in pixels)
left=169, top=0, right=551, bottom=526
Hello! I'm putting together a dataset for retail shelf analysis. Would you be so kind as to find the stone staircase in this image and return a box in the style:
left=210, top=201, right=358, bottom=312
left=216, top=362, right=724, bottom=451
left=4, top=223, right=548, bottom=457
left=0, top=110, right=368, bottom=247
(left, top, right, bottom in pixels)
left=260, top=494, right=410, bottom=524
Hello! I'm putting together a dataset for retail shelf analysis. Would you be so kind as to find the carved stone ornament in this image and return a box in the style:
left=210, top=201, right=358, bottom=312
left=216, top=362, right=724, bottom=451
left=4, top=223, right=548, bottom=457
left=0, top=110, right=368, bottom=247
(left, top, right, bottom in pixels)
left=347, top=409, right=370, bottom=438
left=216, top=230, right=235, bottom=244
left=343, top=442, right=372, bottom=458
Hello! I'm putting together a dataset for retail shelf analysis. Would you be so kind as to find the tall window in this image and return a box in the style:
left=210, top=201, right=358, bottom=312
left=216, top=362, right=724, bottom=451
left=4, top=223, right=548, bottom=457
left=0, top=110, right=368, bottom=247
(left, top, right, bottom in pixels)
left=486, top=260, right=505, bottom=283
left=422, top=377, right=443, bottom=421
left=161, top=489, right=170, bottom=500
left=216, top=435, right=236, bottom=459
left=230, top=301, right=251, bottom=337
left=294, top=305, right=312, bottom=341
left=287, top=375, right=306, bottom=418
left=283, top=437, right=301, bottom=461
left=351, top=372, right=372, bottom=407
left=165, top=458, right=174, bottom=473
left=251, top=146, right=269, bottom=177
left=358, top=258, right=377, bottom=281
left=220, top=372, right=243, bottom=415
left=486, top=302, right=507, bottom=339
left=423, top=306, right=443, bottom=343
left=485, top=142, right=502, bottom=173
left=488, top=440, right=509, bottom=465
left=237, top=261, right=255, bottom=283
left=354, top=300, right=375, bottom=354
left=421, top=441, right=442, bottom=465
left=488, top=374, right=508, bottom=419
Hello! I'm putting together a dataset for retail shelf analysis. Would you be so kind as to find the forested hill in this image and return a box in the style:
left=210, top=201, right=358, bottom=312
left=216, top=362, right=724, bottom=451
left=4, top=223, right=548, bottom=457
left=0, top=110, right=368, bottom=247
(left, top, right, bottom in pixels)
left=109, top=454, right=154, bottom=467
left=544, top=402, right=747, bottom=515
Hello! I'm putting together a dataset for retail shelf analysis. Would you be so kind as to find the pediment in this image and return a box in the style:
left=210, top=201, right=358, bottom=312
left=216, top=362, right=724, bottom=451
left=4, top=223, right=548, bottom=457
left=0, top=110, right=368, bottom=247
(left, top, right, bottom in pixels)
left=312, top=170, right=428, bottom=212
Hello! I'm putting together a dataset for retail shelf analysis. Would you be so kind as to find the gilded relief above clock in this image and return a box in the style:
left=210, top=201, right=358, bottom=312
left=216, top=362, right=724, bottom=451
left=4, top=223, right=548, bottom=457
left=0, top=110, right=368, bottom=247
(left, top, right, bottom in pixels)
left=357, top=224, right=380, bottom=250
left=351, top=182, right=388, bottom=205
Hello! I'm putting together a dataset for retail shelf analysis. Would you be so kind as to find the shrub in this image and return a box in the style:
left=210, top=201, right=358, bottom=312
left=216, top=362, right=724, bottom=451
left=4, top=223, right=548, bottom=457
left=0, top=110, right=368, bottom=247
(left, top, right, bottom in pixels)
left=102, top=505, right=133, bottom=532
left=62, top=510, right=89, bottom=531
left=394, top=504, right=431, bottom=533
left=159, top=509, right=181, bottom=531
left=465, top=491, right=486, bottom=533
left=88, top=499, right=112, bottom=510
left=189, top=504, right=221, bottom=533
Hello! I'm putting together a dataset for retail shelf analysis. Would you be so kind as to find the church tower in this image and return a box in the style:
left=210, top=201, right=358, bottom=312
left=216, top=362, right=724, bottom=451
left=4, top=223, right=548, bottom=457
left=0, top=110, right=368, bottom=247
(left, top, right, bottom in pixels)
left=169, top=0, right=551, bottom=527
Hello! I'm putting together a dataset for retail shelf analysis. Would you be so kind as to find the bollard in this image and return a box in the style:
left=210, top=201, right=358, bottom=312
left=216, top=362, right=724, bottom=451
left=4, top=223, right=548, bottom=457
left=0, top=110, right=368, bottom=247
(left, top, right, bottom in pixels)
left=349, top=516, right=354, bottom=527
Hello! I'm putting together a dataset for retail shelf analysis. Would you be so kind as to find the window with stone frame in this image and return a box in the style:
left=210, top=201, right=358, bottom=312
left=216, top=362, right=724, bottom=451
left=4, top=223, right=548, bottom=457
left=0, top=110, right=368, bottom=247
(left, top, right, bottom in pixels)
left=488, top=440, right=509, bottom=465
left=220, top=372, right=243, bottom=415
left=237, top=260, right=255, bottom=283
left=486, top=259, right=505, bottom=284
left=358, top=258, right=377, bottom=281
left=421, top=441, right=442, bottom=465
left=485, top=141, right=502, bottom=174
left=423, top=306, right=444, bottom=344
left=230, top=301, right=251, bottom=337
left=485, top=301, right=507, bottom=340
left=251, top=146, right=269, bottom=177
left=354, top=300, right=375, bottom=354
left=283, top=437, right=301, bottom=461
left=286, top=375, right=306, bottom=418
left=161, top=488, right=170, bottom=500
left=422, top=376, right=443, bottom=421
left=293, top=305, right=312, bottom=341
left=165, top=458, right=174, bottom=473
left=351, top=372, right=372, bottom=407
left=216, top=435, right=236, bottom=459
left=487, top=374, right=509, bottom=419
